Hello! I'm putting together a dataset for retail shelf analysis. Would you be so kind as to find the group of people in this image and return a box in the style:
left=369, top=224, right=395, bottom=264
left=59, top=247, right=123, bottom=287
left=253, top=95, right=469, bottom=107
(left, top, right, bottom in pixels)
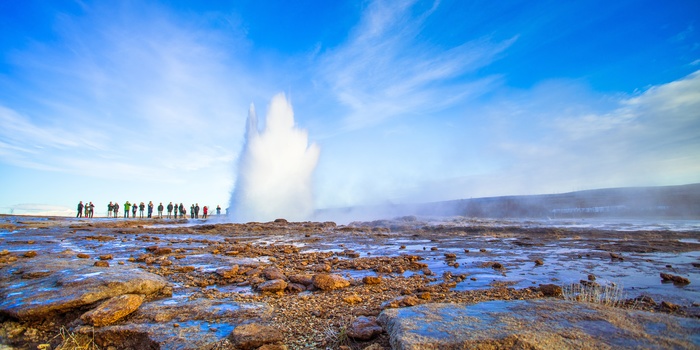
left=76, top=201, right=95, bottom=218
left=78, top=201, right=222, bottom=219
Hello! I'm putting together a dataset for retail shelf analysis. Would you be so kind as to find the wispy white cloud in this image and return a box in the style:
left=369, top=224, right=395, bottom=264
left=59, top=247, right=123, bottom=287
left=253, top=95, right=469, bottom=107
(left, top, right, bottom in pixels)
left=318, top=0, right=516, bottom=130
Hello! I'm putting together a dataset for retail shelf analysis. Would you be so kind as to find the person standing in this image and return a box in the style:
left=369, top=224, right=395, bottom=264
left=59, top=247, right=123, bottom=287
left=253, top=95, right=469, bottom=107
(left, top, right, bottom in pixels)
left=124, top=201, right=131, bottom=218
left=179, top=203, right=185, bottom=218
left=88, top=202, right=95, bottom=218
left=147, top=201, right=154, bottom=218
left=77, top=201, right=84, bottom=218
left=216, top=205, right=221, bottom=216
left=139, top=202, right=145, bottom=218
left=157, top=202, right=164, bottom=218
left=167, top=202, right=173, bottom=219
left=84, top=202, right=89, bottom=217
left=132, top=202, right=137, bottom=218
left=190, top=204, right=195, bottom=219
left=173, top=202, right=177, bottom=219
left=202, top=206, right=208, bottom=219
left=113, top=202, right=119, bottom=218
left=108, top=202, right=113, bottom=216
left=194, top=203, right=200, bottom=219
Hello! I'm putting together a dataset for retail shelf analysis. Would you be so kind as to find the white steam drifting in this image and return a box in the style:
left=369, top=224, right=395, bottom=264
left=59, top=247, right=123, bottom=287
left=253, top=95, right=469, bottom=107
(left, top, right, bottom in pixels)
left=229, top=93, right=320, bottom=222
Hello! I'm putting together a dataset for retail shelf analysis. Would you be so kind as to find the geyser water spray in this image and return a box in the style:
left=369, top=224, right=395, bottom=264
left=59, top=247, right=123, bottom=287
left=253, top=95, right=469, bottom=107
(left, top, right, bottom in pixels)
left=228, top=93, right=320, bottom=222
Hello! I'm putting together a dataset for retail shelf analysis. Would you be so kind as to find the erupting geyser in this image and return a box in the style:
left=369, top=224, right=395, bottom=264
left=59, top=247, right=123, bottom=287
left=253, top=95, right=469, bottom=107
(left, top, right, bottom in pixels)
left=228, top=93, right=320, bottom=222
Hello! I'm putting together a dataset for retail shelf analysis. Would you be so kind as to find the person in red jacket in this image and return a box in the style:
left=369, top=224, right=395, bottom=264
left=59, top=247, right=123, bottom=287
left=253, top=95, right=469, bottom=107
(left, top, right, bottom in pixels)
left=202, top=206, right=208, bottom=219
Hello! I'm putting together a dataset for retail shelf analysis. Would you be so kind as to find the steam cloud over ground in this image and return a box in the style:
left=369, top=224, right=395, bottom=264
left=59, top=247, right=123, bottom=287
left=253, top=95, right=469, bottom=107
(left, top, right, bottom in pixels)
left=229, top=93, right=320, bottom=222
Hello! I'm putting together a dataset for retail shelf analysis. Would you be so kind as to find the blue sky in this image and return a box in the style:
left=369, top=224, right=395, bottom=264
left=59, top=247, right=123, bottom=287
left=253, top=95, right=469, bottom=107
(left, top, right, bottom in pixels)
left=1, top=0, right=699, bottom=217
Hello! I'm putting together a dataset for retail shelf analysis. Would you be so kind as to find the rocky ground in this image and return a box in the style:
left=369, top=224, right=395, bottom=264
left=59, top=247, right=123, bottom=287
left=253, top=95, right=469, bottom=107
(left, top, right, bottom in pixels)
left=0, top=215, right=698, bottom=349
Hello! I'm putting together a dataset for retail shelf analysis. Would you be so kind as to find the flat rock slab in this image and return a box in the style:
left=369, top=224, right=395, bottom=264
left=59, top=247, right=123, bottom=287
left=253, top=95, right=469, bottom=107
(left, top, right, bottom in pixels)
left=76, top=298, right=274, bottom=349
left=378, top=300, right=700, bottom=349
left=0, top=255, right=168, bottom=321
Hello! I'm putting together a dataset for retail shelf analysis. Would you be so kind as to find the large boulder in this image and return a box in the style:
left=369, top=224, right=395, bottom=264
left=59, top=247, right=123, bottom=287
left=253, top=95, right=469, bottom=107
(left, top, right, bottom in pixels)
left=378, top=300, right=700, bottom=349
left=229, top=323, right=284, bottom=350
left=75, top=298, right=274, bottom=349
left=0, top=256, right=168, bottom=321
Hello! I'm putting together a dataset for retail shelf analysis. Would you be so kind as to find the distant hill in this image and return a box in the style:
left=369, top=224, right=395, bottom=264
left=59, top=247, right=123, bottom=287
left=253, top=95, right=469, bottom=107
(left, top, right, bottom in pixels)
left=317, top=183, right=700, bottom=220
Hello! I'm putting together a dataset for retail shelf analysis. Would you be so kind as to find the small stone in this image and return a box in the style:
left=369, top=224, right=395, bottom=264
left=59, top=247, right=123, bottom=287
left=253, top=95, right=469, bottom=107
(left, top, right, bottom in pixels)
left=80, top=294, right=144, bottom=327
left=363, top=276, right=382, bottom=285
left=216, top=266, right=239, bottom=278
left=444, top=253, right=457, bottom=259
left=660, top=273, right=690, bottom=285
left=347, top=316, right=383, bottom=340
left=99, top=254, right=113, bottom=260
left=229, top=323, right=283, bottom=350
left=492, top=262, right=503, bottom=269
left=312, top=274, right=350, bottom=291
left=539, top=284, right=563, bottom=297
left=343, top=295, right=363, bottom=304
left=263, top=267, right=286, bottom=281
left=257, top=279, right=288, bottom=294
left=23, top=251, right=37, bottom=258
left=588, top=274, right=596, bottom=281
left=534, top=259, right=544, bottom=266
left=479, top=248, right=487, bottom=253
left=94, top=261, right=110, bottom=267
left=77, top=253, right=90, bottom=259
left=661, top=301, right=680, bottom=311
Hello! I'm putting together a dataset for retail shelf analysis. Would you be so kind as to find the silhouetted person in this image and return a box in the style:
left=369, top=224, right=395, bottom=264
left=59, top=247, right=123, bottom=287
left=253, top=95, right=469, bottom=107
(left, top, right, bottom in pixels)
left=216, top=205, right=221, bottom=216
left=167, top=202, right=173, bottom=219
left=77, top=201, right=84, bottom=218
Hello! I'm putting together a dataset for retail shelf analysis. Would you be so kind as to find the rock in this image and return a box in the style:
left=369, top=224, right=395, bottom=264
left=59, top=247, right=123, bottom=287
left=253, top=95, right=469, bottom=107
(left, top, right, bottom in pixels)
left=580, top=280, right=599, bottom=288
left=363, top=276, right=382, bottom=285
left=94, top=261, right=110, bottom=267
left=74, top=298, right=274, bottom=349
left=378, top=301, right=700, bottom=349
left=660, top=273, right=690, bottom=285
left=263, top=267, right=286, bottom=281
left=444, top=253, right=456, bottom=259
left=80, top=294, right=144, bottom=327
left=77, top=253, right=90, bottom=259
left=539, top=284, right=563, bottom=297
left=288, top=274, right=313, bottom=286
left=216, top=265, right=240, bottom=278
left=534, top=259, right=544, bottom=266
left=312, top=274, right=350, bottom=291
left=286, top=283, right=306, bottom=293
left=347, top=316, right=383, bottom=340
left=588, top=274, right=596, bottom=281
left=660, top=301, right=680, bottom=311
left=99, top=254, right=113, bottom=260
left=229, top=323, right=283, bottom=350
left=381, top=295, right=420, bottom=309
left=362, top=344, right=385, bottom=350
left=153, top=247, right=172, bottom=256
left=23, top=251, right=37, bottom=258
left=343, top=295, right=363, bottom=304
left=492, top=262, right=503, bottom=269
left=609, top=252, right=624, bottom=260
left=257, top=279, right=287, bottom=294
left=0, top=256, right=168, bottom=321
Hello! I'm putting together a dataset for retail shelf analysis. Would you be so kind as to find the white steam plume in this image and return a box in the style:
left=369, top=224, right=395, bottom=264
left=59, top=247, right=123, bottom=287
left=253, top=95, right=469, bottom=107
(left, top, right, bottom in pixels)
left=229, top=93, right=320, bottom=222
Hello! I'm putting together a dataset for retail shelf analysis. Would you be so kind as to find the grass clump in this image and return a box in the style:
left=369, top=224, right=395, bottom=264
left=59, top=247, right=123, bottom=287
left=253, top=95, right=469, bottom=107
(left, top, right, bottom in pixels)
left=562, top=281, right=626, bottom=307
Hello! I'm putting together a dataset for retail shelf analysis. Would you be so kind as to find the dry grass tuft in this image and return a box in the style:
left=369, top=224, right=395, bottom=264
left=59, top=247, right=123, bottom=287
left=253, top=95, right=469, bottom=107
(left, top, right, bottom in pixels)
left=562, top=282, right=626, bottom=307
